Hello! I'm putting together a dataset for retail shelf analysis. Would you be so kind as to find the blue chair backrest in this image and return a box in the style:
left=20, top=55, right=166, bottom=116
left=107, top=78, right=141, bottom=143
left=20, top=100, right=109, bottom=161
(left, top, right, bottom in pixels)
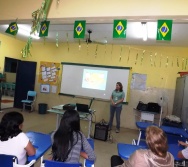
left=44, top=160, right=82, bottom=167
left=28, top=91, right=37, bottom=97
left=0, top=154, right=17, bottom=167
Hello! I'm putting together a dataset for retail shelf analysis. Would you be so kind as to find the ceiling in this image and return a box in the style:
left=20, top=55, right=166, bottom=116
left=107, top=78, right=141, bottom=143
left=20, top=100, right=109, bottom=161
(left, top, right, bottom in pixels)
left=1, top=22, right=188, bottom=47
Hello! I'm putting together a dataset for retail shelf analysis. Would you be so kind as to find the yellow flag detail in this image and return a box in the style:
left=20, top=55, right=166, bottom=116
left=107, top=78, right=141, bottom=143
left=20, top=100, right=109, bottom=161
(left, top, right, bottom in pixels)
left=75, top=23, right=83, bottom=36
left=159, top=22, right=169, bottom=37
left=115, top=21, right=124, bottom=35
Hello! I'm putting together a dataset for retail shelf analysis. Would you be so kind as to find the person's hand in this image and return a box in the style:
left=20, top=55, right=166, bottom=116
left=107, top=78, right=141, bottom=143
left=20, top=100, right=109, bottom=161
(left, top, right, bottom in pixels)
left=80, top=152, right=88, bottom=159
left=178, top=140, right=187, bottom=147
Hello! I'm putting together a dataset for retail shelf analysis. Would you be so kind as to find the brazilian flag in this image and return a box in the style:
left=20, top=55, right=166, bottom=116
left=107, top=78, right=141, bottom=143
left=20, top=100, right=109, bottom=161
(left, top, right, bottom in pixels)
left=74, top=20, right=86, bottom=38
left=113, top=20, right=127, bottom=38
left=39, top=20, right=50, bottom=37
left=5, top=22, right=18, bottom=36
left=156, top=20, right=173, bottom=41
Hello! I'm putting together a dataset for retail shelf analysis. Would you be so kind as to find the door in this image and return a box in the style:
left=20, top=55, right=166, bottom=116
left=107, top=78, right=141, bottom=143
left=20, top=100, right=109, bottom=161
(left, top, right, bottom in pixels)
left=14, top=61, right=37, bottom=108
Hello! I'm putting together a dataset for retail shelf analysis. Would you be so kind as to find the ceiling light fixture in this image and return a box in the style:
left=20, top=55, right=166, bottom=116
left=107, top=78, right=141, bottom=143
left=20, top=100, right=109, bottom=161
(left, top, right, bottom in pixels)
left=141, top=22, right=148, bottom=41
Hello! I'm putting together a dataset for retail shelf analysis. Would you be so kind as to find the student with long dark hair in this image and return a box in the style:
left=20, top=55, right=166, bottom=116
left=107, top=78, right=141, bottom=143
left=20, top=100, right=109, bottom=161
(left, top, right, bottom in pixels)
left=109, top=82, right=125, bottom=133
left=0, top=111, right=36, bottom=165
left=52, top=109, right=96, bottom=162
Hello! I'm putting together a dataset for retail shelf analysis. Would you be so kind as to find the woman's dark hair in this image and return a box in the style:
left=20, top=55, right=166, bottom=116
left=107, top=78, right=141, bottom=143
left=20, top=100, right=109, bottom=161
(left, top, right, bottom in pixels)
left=52, top=109, right=82, bottom=161
left=0, top=111, right=23, bottom=141
left=115, top=82, right=123, bottom=92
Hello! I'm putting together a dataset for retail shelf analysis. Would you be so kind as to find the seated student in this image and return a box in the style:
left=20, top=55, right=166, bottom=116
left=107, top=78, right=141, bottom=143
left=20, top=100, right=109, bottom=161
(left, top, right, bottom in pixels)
left=0, top=111, right=36, bottom=165
left=111, top=126, right=174, bottom=167
left=51, top=109, right=96, bottom=163
left=177, top=140, right=188, bottom=159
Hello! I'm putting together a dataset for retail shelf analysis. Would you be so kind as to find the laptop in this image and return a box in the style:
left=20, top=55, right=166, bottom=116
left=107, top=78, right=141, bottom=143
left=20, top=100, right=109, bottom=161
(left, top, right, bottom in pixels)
left=76, top=103, right=90, bottom=113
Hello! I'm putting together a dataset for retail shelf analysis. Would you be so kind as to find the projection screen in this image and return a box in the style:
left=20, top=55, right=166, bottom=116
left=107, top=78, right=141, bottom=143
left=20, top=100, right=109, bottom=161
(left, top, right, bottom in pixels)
left=60, top=63, right=131, bottom=103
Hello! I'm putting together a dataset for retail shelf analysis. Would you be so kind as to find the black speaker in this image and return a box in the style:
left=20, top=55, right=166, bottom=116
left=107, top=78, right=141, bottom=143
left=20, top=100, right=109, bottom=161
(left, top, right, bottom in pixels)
left=94, top=123, right=109, bottom=141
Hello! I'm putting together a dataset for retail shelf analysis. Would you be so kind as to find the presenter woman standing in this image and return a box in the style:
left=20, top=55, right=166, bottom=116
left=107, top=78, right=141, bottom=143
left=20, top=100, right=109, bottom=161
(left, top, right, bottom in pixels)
left=109, top=82, right=125, bottom=133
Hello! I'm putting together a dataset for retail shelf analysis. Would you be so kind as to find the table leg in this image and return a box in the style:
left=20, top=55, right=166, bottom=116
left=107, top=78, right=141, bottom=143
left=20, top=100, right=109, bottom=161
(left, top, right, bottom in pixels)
left=87, top=114, right=92, bottom=138
left=56, top=114, right=62, bottom=130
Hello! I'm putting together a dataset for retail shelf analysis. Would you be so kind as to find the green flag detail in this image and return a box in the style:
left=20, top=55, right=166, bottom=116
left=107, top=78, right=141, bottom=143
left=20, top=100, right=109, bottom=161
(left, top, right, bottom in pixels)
left=156, top=20, right=173, bottom=41
left=39, top=21, right=50, bottom=37
left=5, top=22, right=18, bottom=36
left=74, top=20, right=86, bottom=38
left=113, top=20, right=127, bottom=38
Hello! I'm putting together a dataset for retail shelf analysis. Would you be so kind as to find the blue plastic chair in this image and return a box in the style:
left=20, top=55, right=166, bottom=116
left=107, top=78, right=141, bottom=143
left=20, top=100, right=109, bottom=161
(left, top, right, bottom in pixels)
left=0, top=154, right=36, bottom=167
left=43, top=160, right=82, bottom=167
left=21, top=90, right=37, bottom=112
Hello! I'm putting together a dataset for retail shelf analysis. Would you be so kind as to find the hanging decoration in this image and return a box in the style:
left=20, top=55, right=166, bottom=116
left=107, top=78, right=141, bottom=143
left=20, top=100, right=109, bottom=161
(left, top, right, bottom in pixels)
left=153, top=53, right=157, bottom=67
left=135, top=53, right=138, bottom=65
left=150, top=52, right=153, bottom=66
left=21, top=37, right=32, bottom=58
left=39, top=20, right=50, bottom=37
left=31, top=0, right=52, bottom=35
left=177, top=57, right=179, bottom=67
left=185, top=58, right=188, bottom=70
left=182, top=58, right=185, bottom=70
left=73, top=20, right=86, bottom=39
left=111, top=44, right=113, bottom=60
left=165, top=56, right=169, bottom=68
left=113, top=20, right=127, bottom=38
left=160, top=54, right=162, bottom=67
left=78, top=39, right=81, bottom=51
left=95, top=44, right=98, bottom=58
left=66, top=33, right=69, bottom=52
left=140, top=50, right=145, bottom=65
left=127, top=47, right=130, bottom=63
left=156, top=20, right=173, bottom=41
left=5, top=20, right=18, bottom=36
left=104, top=44, right=107, bottom=59
left=56, top=32, right=59, bottom=47
left=171, top=56, right=174, bottom=67
left=119, top=45, right=123, bottom=62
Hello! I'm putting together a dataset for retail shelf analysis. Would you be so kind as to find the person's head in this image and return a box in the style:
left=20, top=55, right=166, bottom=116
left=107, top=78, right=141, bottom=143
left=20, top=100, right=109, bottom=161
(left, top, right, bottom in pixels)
left=115, top=82, right=123, bottom=92
left=59, top=109, right=80, bottom=132
left=0, top=111, right=24, bottom=141
left=52, top=109, right=81, bottom=161
left=146, top=126, right=168, bottom=158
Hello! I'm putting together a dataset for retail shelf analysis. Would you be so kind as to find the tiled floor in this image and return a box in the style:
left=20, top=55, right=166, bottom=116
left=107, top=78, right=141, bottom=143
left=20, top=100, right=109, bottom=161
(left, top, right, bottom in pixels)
left=0, top=108, right=139, bottom=167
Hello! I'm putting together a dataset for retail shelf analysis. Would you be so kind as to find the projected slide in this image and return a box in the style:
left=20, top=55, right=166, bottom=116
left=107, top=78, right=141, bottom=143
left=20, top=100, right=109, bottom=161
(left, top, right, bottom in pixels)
left=82, top=69, right=108, bottom=90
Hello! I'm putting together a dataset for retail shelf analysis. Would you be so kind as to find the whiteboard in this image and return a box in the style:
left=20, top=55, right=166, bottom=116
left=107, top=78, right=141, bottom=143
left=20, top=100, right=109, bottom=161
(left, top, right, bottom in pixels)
left=60, top=63, right=131, bottom=102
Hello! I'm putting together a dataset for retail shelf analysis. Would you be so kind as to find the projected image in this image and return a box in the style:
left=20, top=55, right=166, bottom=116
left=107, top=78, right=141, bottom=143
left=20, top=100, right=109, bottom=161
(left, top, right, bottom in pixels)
left=82, top=69, right=108, bottom=90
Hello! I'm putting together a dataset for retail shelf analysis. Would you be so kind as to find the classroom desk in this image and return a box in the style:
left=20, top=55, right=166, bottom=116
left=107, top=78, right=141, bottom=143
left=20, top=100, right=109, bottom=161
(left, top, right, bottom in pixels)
left=48, top=105, right=94, bottom=138
left=117, top=143, right=184, bottom=161
left=26, top=131, right=52, bottom=162
left=117, top=143, right=146, bottom=160
left=136, top=122, right=188, bottom=139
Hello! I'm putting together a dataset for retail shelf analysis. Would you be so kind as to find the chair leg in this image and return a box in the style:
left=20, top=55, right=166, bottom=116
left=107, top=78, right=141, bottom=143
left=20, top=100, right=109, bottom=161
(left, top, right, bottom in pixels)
left=23, top=103, right=25, bottom=111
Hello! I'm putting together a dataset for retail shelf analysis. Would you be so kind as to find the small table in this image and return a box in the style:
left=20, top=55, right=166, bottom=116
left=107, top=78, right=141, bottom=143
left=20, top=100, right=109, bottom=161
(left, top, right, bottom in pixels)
left=48, top=105, right=94, bottom=138
left=26, top=131, right=52, bottom=162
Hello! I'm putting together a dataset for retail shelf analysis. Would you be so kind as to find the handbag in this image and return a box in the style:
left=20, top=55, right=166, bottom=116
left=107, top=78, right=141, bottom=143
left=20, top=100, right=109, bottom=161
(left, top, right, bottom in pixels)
left=136, top=101, right=148, bottom=111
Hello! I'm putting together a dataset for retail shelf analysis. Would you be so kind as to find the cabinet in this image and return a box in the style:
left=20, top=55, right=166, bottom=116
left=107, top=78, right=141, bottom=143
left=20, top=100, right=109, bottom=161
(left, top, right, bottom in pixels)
left=134, top=108, right=163, bottom=126
left=172, top=76, right=188, bottom=129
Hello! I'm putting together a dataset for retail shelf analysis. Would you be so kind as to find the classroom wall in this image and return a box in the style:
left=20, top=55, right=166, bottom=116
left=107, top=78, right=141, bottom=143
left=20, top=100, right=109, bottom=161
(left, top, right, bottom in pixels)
left=1, top=33, right=188, bottom=129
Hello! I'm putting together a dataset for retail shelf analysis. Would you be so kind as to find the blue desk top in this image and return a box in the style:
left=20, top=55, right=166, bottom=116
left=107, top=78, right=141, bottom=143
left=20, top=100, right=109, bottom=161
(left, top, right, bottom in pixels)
left=117, top=143, right=146, bottom=160
left=136, top=122, right=188, bottom=139
left=118, top=143, right=184, bottom=161
left=26, top=131, right=52, bottom=162
left=160, top=126, right=188, bottom=138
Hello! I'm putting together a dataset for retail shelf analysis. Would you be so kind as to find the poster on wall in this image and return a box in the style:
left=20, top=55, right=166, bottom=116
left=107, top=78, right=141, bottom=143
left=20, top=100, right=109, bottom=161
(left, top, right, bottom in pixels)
left=40, top=84, right=50, bottom=93
left=38, top=61, right=60, bottom=85
left=131, top=73, right=147, bottom=91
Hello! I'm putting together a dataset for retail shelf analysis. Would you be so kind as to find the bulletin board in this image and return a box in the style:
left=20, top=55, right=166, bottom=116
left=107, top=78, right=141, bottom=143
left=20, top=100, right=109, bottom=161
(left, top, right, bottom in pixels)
left=38, top=61, right=60, bottom=85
